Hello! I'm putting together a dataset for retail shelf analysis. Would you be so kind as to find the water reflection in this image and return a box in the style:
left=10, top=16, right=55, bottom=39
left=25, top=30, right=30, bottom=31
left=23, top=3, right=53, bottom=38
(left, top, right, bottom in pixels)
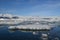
left=49, top=26, right=60, bottom=40
left=0, top=26, right=60, bottom=40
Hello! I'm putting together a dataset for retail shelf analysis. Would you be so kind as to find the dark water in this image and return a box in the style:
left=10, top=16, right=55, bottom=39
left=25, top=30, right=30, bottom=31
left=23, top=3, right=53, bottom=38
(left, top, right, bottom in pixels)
left=0, top=26, right=60, bottom=40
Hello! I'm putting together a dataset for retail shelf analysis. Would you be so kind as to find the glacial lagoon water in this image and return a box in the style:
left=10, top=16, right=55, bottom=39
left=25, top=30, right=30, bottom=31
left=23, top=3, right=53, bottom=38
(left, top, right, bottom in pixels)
left=0, top=26, right=60, bottom=40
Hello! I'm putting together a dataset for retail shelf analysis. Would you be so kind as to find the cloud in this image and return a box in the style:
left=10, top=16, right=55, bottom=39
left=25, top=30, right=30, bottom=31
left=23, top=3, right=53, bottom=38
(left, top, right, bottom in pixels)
left=26, top=2, right=60, bottom=16
left=32, top=3, right=60, bottom=10
left=0, top=0, right=60, bottom=16
left=20, top=1, right=60, bottom=12
left=0, top=8, right=17, bottom=14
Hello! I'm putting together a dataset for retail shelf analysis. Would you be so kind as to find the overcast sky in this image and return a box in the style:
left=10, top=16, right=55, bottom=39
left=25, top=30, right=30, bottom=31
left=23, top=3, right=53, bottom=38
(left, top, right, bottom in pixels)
left=0, top=0, right=60, bottom=16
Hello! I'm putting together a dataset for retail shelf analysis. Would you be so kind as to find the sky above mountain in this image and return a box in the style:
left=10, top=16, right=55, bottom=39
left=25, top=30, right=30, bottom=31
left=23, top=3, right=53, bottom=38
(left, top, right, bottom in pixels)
left=0, top=0, right=60, bottom=16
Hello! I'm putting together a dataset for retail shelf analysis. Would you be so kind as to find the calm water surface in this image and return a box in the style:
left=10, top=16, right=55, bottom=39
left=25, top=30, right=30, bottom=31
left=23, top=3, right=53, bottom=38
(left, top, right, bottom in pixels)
left=0, top=26, right=60, bottom=40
